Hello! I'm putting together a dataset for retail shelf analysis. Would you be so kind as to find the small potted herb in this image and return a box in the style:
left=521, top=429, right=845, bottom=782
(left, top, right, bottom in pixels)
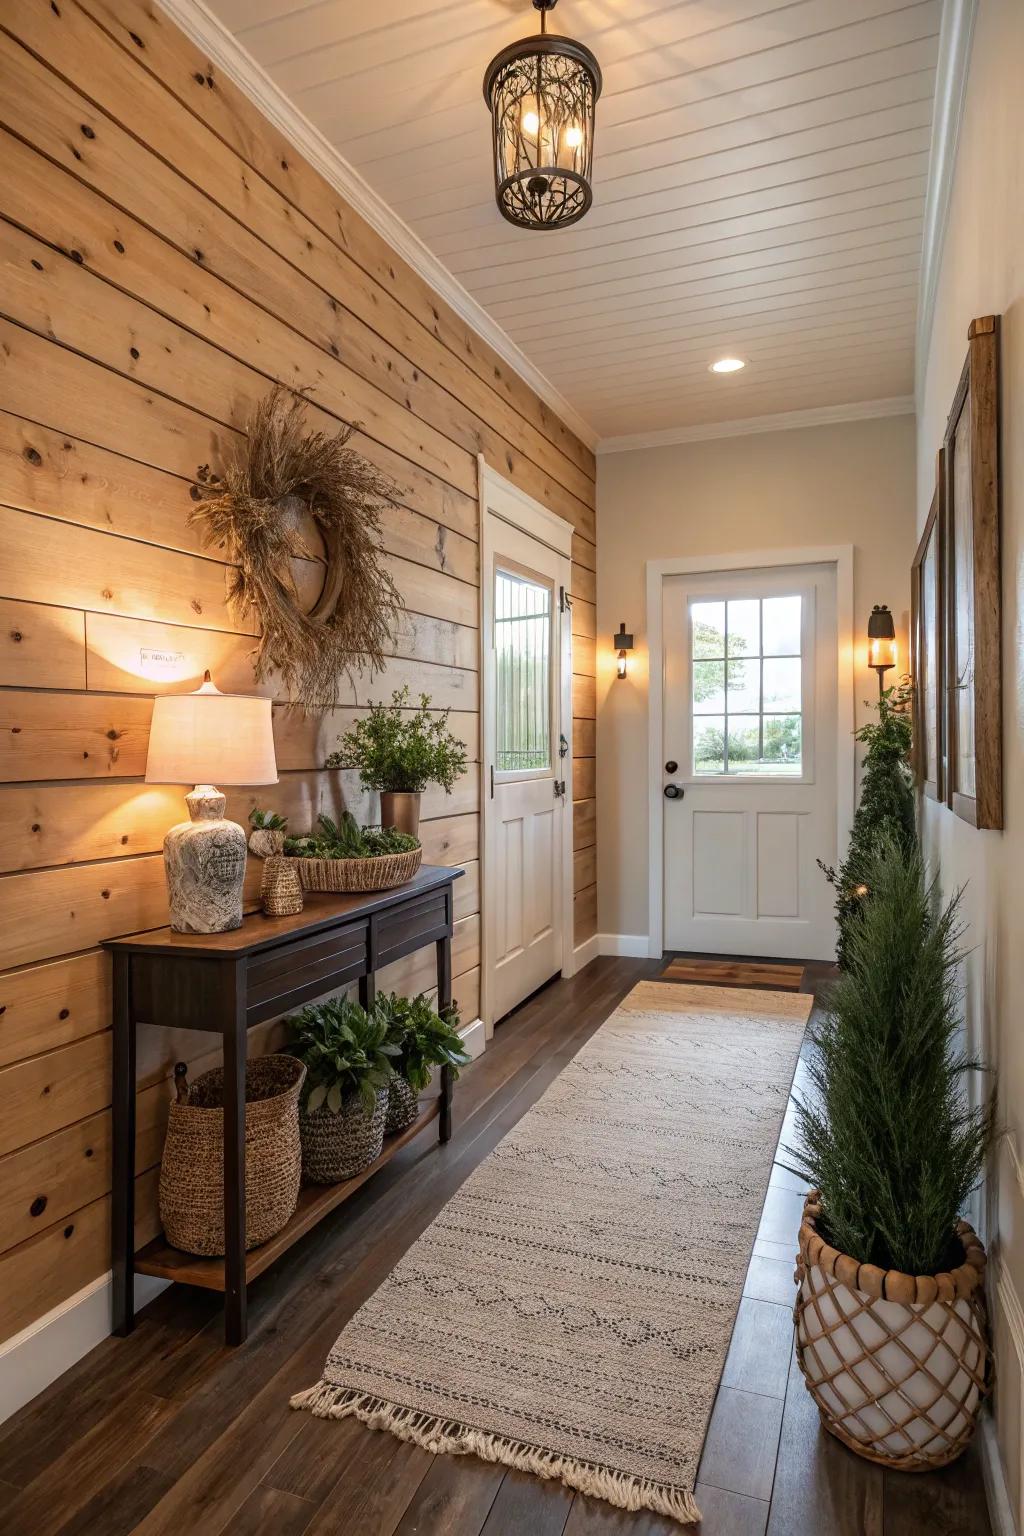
left=374, top=993, right=471, bottom=1132
left=325, top=686, right=468, bottom=836
left=248, top=807, right=288, bottom=859
left=286, top=999, right=400, bottom=1182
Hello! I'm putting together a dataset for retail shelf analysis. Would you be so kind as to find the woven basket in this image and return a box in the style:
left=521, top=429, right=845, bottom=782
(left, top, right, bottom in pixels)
left=794, top=1194, right=991, bottom=1469
left=385, top=1074, right=420, bottom=1134
left=261, top=855, right=304, bottom=917
left=291, top=846, right=422, bottom=894
left=299, top=1086, right=387, bottom=1183
left=249, top=827, right=285, bottom=859
left=158, top=1054, right=305, bottom=1256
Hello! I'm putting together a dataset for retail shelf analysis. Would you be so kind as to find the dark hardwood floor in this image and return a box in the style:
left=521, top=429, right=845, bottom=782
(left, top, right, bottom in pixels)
left=0, top=958, right=992, bottom=1536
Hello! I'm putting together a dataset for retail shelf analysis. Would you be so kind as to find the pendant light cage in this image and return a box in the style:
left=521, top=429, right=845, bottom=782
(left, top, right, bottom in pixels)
left=483, top=9, right=601, bottom=231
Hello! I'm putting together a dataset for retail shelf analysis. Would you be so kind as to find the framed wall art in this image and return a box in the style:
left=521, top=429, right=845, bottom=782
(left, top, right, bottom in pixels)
left=942, top=315, right=1002, bottom=830
left=910, top=454, right=944, bottom=801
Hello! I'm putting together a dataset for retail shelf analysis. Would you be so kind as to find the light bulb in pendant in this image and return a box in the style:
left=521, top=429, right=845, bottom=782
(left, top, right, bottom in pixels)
left=564, top=124, right=583, bottom=148
left=522, top=108, right=540, bottom=137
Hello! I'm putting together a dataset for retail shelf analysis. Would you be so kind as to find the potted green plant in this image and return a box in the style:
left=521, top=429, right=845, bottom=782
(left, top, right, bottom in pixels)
left=789, top=837, right=994, bottom=1469
left=284, top=812, right=422, bottom=893
left=374, top=993, right=472, bottom=1132
left=286, top=999, right=400, bottom=1183
left=325, top=686, right=468, bottom=836
left=248, top=807, right=288, bottom=859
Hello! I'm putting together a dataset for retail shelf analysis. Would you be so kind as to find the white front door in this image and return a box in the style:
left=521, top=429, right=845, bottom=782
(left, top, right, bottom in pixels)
left=483, top=508, right=571, bottom=1024
left=662, top=564, right=838, bottom=961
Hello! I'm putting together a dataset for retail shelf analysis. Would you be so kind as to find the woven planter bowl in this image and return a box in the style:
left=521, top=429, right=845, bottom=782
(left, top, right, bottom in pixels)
left=385, top=1074, right=420, bottom=1134
left=795, top=1194, right=991, bottom=1469
left=290, top=846, right=422, bottom=894
left=299, top=1086, right=387, bottom=1183
left=248, top=827, right=285, bottom=859
left=159, top=1054, right=305, bottom=1257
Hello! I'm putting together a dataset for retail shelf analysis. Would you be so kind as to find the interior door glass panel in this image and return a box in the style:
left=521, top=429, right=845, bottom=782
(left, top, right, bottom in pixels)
left=690, top=594, right=803, bottom=776
left=494, top=570, right=552, bottom=774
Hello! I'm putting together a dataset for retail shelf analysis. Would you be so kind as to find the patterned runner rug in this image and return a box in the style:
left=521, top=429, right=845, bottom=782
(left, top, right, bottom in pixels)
left=292, top=981, right=812, bottom=1524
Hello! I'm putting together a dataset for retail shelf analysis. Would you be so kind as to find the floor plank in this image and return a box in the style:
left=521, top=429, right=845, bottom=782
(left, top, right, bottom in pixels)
left=696, top=1385, right=785, bottom=1501
left=721, top=1298, right=794, bottom=1401
left=219, top=1484, right=316, bottom=1536
left=480, top=1467, right=574, bottom=1536
left=692, top=1482, right=769, bottom=1535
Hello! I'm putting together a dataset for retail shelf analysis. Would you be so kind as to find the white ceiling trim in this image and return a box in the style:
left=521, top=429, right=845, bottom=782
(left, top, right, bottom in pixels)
left=915, top=0, right=977, bottom=401
left=154, top=0, right=600, bottom=452
left=598, top=396, right=915, bottom=454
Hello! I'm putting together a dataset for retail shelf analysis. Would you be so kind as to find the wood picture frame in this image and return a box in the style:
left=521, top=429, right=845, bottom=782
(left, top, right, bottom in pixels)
left=910, top=455, right=944, bottom=801
left=942, top=315, right=1002, bottom=830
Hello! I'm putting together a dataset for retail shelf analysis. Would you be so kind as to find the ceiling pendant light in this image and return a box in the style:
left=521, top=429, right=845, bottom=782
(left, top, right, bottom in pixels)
left=483, top=0, right=601, bottom=231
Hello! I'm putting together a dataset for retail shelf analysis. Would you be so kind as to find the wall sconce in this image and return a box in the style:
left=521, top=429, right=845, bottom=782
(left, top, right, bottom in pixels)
left=867, top=604, right=897, bottom=697
left=613, top=621, right=633, bottom=680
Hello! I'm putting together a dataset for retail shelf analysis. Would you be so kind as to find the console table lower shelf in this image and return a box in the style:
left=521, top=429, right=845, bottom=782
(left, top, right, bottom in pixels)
left=135, top=1097, right=441, bottom=1292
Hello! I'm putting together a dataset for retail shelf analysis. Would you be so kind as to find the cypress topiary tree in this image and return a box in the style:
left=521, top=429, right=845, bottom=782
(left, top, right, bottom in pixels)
left=820, top=678, right=916, bottom=968
left=788, top=837, right=993, bottom=1275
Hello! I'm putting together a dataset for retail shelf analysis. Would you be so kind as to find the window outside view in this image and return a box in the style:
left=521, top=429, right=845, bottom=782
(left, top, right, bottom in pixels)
left=495, top=570, right=552, bottom=773
left=691, top=595, right=803, bottom=775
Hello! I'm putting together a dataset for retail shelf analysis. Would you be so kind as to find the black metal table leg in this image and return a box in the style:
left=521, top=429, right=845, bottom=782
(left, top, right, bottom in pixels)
left=436, top=932, right=453, bottom=1143
left=111, top=953, right=136, bottom=1335
left=222, top=964, right=248, bottom=1345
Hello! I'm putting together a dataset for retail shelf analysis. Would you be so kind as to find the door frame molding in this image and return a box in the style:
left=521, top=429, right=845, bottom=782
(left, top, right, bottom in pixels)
left=478, top=457, right=576, bottom=1034
left=645, top=545, right=855, bottom=960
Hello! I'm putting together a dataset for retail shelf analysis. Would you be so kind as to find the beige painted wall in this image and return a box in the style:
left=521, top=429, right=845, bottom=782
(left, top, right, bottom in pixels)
left=596, top=414, right=918, bottom=940
left=916, top=0, right=1024, bottom=1514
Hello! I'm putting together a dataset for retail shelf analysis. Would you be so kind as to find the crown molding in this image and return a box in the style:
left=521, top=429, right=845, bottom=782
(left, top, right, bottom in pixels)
left=153, top=0, right=599, bottom=452
left=597, top=397, right=916, bottom=454
left=915, top=0, right=978, bottom=400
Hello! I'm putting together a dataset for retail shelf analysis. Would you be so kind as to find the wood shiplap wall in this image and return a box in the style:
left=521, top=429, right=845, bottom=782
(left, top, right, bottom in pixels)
left=0, top=0, right=597, bottom=1344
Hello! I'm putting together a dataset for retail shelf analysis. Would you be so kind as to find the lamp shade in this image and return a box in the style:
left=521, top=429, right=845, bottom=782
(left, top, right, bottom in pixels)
left=145, top=674, right=278, bottom=786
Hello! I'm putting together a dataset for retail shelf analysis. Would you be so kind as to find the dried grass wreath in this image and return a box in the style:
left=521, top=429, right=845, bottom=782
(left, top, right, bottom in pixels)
left=190, top=387, right=404, bottom=712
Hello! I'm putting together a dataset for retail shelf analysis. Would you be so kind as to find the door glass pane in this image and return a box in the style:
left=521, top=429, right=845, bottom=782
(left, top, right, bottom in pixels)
left=495, top=570, right=552, bottom=772
left=690, top=594, right=803, bottom=776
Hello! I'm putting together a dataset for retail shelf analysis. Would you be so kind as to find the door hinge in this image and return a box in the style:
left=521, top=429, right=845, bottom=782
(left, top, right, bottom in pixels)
left=554, top=779, right=566, bottom=799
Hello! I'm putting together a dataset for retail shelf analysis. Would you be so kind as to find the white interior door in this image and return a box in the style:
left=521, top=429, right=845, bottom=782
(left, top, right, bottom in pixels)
left=483, top=502, right=571, bottom=1025
left=662, top=564, right=838, bottom=961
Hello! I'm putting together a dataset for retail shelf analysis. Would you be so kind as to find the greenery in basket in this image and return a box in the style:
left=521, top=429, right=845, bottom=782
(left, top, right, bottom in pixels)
left=286, top=998, right=400, bottom=1114
left=325, top=686, right=468, bottom=794
left=787, top=836, right=994, bottom=1276
left=374, top=993, right=471, bottom=1092
left=818, top=679, right=917, bottom=969
left=283, top=812, right=419, bottom=860
left=248, top=807, right=288, bottom=831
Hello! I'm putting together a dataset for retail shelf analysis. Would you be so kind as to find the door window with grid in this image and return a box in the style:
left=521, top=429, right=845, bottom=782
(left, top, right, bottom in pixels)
left=690, top=595, right=803, bottom=776
left=494, top=569, right=552, bottom=775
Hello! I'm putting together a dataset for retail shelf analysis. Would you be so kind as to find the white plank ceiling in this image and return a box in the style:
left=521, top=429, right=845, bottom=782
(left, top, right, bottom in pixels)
left=209, top=0, right=939, bottom=440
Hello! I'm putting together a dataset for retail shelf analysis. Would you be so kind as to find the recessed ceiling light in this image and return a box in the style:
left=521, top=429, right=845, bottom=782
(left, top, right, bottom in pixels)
left=709, top=357, right=746, bottom=374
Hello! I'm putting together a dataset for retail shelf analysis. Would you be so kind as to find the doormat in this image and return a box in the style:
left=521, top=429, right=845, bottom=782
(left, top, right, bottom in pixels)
left=661, top=957, right=805, bottom=992
left=292, top=981, right=811, bottom=1525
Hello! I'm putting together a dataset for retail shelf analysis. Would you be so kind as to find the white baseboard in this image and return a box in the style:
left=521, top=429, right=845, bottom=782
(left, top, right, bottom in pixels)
left=458, top=1016, right=486, bottom=1060
left=0, top=1270, right=169, bottom=1425
left=597, top=933, right=652, bottom=958
left=573, top=934, right=601, bottom=970
left=980, top=1411, right=1017, bottom=1536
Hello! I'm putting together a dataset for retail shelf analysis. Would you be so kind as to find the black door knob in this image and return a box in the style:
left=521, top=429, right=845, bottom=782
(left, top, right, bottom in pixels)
left=664, top=783, right=684, bottom=800
left=664, top=760, right=678, bottom=774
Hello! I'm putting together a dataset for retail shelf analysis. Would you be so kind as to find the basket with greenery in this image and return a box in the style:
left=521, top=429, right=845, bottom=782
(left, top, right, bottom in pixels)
left=788, top=837, right=994, bottom=1469
left=284, top=812, right=422, bottom=893
left=325, top=687, right=467, bottom=795
left=374, top=993, right=471, bottom=1131
left=286, top=998, right=401, bottom=1182
left=248, top=807, right=288, bottom=859
left=818, top=679, right=916, bottom=968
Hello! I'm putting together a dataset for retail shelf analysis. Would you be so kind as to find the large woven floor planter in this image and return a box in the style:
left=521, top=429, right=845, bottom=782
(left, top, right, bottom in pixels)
left=299, top=1088, right=387, bottom=1183
left=795, top=1194, right=991, bottom=1469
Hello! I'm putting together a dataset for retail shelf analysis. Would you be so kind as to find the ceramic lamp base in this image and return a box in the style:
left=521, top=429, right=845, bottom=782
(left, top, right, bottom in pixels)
left=163, top=785, right=247, bottom=933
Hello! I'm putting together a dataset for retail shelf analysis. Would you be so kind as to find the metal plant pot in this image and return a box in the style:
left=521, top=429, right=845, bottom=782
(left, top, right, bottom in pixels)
left=380, top=790, right=422, bottom=837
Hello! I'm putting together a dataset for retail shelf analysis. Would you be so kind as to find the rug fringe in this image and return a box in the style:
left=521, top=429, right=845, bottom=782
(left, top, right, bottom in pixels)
left=290, top=1382, right=702, bottom=1525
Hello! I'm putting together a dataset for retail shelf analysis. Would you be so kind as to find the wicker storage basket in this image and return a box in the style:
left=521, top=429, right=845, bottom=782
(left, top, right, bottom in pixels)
left=159, top=1054, right=305, bottom=1256
left=261, top=855, right=304, bottom=916
left=385, top=1074, right=420, bottom=1134
left=291, top=846, right=421, bottom=894
left=794, top=1194, right=991, bottom=1469
left=299, top=1086, right=387, bottom=1183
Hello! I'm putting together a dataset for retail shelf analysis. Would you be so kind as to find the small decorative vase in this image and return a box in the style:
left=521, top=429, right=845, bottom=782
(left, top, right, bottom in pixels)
left=249, top=827, right=285, bottom=860
left=299, top=1088, right=387, bottom=1184
left=385, top=1074, right=420, bottom=1134
left=163, top=785, right=247, bottom=934
left=380, top=790, right=421, bottom=837
left=261, top=855, right=304, bottom=917
left=795, top=1193, right=991, bottom=1469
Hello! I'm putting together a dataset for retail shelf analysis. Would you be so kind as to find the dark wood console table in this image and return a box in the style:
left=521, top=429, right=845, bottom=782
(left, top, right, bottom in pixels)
left=104, top=864, right=463, bottom=1344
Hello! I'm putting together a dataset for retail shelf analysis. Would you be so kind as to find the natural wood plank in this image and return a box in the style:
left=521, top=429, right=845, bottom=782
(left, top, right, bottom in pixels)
left=573, top=845, right=597, bottom=893
left=573, top=882, right=597, bottom=944
left=0, top=599, right=86, bottom=690
left=0, top=1030, right=113, bottom=1158
left=573, top=757, right=596, bottom=801
left=574, top=718, right=596, bottom=757
left=572, top=632, right=596, bottom=676
left=572, top=673, right=597, bottom=720
left=0, top=855, right=170, bottom=970
left=570, top=565, right=596, bottom=606
left=573, top=799, right=596, bottom=852
left=571, top=598, right=596, bottom=642
left=0, top=950, right=109, bottom=1068
left=697, top=1386, right=785, bottom=1502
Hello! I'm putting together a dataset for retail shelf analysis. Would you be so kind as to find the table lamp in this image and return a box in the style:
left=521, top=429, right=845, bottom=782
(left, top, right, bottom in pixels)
left=145, top=672, right=278, bottom=933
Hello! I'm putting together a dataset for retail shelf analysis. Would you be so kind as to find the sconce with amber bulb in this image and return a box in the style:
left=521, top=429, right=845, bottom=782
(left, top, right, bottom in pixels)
left=613, top=622, right=633, bottom=680
left=867, top=604, right=896, bottom=698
